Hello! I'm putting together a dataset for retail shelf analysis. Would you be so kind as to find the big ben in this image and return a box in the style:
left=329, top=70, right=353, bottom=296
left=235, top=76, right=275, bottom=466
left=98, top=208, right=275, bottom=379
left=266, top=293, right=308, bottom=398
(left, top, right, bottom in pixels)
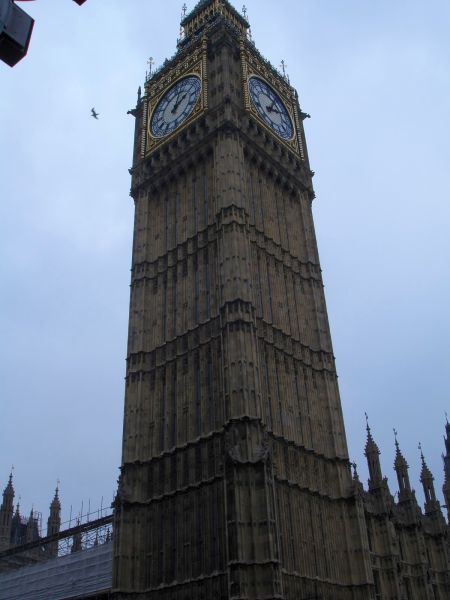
left=113, top=1, right=374, bottom=599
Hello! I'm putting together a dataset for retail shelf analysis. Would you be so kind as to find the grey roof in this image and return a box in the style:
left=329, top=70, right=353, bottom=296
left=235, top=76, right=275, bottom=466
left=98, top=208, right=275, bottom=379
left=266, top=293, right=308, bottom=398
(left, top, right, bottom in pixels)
left=0, top=542, right=112, bottom=600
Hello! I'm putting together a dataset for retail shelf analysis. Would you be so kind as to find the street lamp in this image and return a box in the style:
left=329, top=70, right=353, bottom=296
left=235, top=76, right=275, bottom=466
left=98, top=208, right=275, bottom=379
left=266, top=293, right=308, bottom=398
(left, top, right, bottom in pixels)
left=0, top=0, right=87, bottom=67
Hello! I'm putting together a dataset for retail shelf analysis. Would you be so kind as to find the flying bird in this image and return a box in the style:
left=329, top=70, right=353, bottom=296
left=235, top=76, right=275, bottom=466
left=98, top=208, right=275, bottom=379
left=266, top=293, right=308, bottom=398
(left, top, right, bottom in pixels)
left=91, top=108, right=99, bottom=119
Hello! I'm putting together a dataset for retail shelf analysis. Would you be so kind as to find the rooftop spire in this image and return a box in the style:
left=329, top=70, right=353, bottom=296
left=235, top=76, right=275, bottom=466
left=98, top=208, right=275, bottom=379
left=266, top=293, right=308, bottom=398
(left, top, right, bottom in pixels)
left=443, top=418, right=450, bottom=519
left=364, top=413, right=380, bottom=455
left=50, top=481, right=61, bottom=509
left=364, top=414, right=383, bottom=488
left=419, top=443, right=439, bottom=509
left=393, top=429, right=411, bottom=499
left=1, top=470, right=15, bottom=506
left=47, top=482, right=61, bottom=557
left=0, top=471, right=15, bottom=550
left=419, top=442, right=432, bottom=481
left=444, top=413, right=450, bottom=470
left=394, top=428, right=408, bottom=469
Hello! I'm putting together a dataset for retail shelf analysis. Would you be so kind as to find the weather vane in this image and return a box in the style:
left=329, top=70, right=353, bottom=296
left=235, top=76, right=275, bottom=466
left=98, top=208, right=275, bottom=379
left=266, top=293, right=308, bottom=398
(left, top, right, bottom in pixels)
left=280, top=60, right=290, bottom=82
left=418, top=441, right=425, bottom=461
left=148, top=57, right=154, bottom=75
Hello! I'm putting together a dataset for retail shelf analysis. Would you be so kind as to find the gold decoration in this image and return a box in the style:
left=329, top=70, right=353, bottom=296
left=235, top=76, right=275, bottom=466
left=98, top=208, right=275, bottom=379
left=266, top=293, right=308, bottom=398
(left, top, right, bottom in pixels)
left=241, top=47, right=303, bottom=158
left=142, top=46, right=208, bottom=156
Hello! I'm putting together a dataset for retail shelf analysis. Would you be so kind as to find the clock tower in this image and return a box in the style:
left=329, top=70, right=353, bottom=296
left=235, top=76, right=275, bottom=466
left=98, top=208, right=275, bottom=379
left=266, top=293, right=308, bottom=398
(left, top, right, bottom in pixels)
left=113, top=2, right=374, bottom=599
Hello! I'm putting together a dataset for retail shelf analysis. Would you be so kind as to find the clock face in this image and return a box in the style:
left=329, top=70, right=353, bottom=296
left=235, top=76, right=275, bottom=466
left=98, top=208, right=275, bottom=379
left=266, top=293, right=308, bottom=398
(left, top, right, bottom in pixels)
left=150, top=75, right=201, bottom=138
left=248, top=77, right=294, bottom=140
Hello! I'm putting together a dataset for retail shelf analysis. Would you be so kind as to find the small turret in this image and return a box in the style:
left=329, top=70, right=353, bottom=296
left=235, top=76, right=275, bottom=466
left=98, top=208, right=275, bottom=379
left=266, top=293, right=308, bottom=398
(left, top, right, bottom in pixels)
left=47, top=486, right=61, bottom=535
left=442, top=417, right=450, bottom=520
left=47, top=485, right=61, bottom=558
left=393, top=429, right=412, bottom=501
left=0, top=471, right=15, bottom=550
left=364, top=415, right=383, bottom=488
left=26, top=508, right=37, bottom=543
left=351, top=462, right=364, bottom=496
left=419, top=444, right=440, bottom=514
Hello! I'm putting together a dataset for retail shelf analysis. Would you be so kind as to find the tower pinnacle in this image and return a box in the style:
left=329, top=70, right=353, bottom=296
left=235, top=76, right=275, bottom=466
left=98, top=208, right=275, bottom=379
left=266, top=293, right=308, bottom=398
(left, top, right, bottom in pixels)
left=47, top=484, right=61, bottom=558
left=442, top=419, right=450, bottom=519
left=0, top=471, right=15, bottom=550
left=364, top=414, right=383, bottom=487
left=419, top=443, right=440, bottom=514
left=393, top=429, right=412, bottom=500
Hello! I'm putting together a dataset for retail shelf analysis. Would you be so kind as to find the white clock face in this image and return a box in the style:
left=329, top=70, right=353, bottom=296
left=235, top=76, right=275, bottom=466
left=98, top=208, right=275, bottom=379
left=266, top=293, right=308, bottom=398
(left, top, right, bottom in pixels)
left=248, top=76, right=294, bottom=140
left=150, top=75, right=201, bottom=138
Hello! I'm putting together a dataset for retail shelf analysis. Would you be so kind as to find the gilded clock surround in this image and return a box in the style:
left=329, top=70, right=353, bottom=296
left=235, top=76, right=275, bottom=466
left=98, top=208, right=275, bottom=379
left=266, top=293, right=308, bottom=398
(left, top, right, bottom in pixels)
left=240, top=42, right=304, bottom=158
left=142, top=40, right=208, bottom=156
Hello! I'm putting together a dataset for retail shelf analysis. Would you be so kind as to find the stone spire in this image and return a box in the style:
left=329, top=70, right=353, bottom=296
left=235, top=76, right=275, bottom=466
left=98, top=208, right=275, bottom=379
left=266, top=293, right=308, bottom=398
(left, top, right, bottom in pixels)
left=364, top=415, right=383, bottom=488
left=0, top=471, right=15, bottom=550
left=419, top=444, right=440, bottom=514
left=26, top=508, right=37, bottom=543
left=47, top=485, right=61, bottom=558
left=393, top=429, right=412, bottom=501
left=442, top=417, right=450, bottom=519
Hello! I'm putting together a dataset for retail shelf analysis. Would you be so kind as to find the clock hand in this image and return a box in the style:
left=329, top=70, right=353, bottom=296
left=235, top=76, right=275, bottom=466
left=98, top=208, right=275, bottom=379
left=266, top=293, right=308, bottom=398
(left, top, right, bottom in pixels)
left=266, top=104, right=281, bottom=115
left=171, top=93, right=187, bottom=114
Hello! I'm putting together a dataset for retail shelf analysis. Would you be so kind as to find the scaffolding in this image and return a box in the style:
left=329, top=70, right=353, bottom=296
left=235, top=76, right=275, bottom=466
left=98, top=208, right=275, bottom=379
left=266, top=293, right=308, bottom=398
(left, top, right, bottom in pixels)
left=0, top=512, right=113, bottom=600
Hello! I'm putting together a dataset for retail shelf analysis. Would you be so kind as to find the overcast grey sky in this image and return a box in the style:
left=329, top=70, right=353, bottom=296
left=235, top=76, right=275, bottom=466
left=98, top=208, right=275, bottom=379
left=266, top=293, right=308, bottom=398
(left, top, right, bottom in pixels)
left=1, top=0, right=449, bottom=526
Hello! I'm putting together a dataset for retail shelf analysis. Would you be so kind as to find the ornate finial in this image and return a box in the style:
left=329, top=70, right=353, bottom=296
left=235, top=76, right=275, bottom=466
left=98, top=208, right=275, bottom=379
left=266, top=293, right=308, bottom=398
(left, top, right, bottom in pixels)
left=242, top=5, right=247, bottom=18
left=146, top=57, right=155, bottom=81
left=280, top=60, right=290, bottom=83
left=179, top=5, right=188, bottom=40
left=351, top=462, right=359, bottom=481
left=365, top=412, right=370, bottom=433
left=393, top=428, right=399, bottom=449
left=418, top=442, right=425, bottom=463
